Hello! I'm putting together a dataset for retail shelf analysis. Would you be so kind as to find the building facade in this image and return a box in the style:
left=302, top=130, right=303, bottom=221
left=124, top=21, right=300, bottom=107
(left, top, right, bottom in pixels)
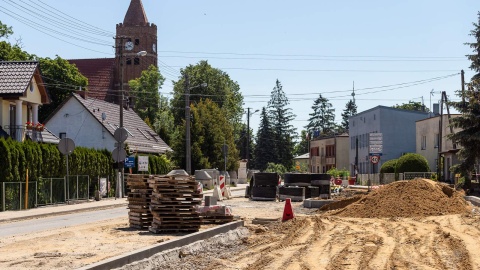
left=309, top=134, right=349, bottom=173
left=416, top=114, right=461, bottom=182
left=349, top=106, right=429, bottom=175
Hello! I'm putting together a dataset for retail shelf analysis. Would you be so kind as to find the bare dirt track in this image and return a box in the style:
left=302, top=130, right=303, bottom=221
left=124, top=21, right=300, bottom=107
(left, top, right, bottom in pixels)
left=1, top=179, right=480, bottom=270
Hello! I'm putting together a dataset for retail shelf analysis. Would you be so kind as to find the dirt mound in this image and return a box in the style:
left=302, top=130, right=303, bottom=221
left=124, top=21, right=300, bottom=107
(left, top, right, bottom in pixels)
left=328, top=178, right=470, bottom=218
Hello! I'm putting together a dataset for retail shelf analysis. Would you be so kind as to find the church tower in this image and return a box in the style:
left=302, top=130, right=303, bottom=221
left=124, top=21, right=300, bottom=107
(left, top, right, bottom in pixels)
left=114, top=0, right=158, bottom=104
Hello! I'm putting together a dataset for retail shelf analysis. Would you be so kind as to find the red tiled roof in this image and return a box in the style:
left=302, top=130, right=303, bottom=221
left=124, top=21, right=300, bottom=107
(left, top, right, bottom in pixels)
left=68, top=58, right=115, bottom=101
left=123, top=0, right=148, bottom=26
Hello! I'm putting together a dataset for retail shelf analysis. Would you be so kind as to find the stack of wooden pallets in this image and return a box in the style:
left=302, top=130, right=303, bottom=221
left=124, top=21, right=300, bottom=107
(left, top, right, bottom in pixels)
left=126, top=174, right=153, bottom=229
left=148, top=176, right=203, bottom=233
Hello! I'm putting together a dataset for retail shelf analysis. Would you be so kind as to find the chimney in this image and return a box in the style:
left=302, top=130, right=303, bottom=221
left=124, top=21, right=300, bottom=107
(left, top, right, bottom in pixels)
left=76, top=89, right=88, bottom=99
left=433, top=103, right=439, bottom=116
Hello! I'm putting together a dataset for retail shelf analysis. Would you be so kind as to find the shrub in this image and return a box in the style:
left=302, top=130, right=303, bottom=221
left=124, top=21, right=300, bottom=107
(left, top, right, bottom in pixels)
left=394, top=153, right=430, bottom=174
left=380, top=159, right=397, bottom=173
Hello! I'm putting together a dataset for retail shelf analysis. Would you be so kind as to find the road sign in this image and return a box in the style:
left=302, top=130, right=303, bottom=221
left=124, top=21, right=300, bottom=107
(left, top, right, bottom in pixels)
left=138, top=156, right=149, bottom=171
left=124, top=156, right=135, bottom=168
left=112, top=147, right=127, bottom=162
left=371, top=155, right=380, bottom=164
left=58, top=138, right=75, bottom=155
left=114, top=127, right=128, bottom=142
left=369, top=145, right=383, bottom=153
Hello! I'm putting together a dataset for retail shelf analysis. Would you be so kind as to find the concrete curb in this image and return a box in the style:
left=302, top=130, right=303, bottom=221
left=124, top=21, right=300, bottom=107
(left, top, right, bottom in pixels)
left=77, top=220, right=244, bottom=270
left=0, top=203, right=128, bottom=223
left=465, top=196, right=480, bottom=207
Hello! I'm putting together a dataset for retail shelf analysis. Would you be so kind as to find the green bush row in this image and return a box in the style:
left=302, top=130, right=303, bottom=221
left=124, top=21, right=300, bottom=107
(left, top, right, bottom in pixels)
left=0, top=138, right=114, bottom=182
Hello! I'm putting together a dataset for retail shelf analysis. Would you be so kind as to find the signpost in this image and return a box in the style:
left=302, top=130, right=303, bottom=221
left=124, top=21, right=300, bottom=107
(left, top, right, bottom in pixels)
left=58, top=138, right=75, bottom=203
left=124, top=156, right=135, bottom=168
left=368, top=133, right=383, bottom=191
left=138, top=156, right=149, bottom=172
left=112, top=127, right=128, bottom=198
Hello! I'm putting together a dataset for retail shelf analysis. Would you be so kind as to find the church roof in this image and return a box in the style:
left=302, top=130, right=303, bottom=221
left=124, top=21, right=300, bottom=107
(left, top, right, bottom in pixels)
left=68, top=58, right=115, bottom=102
left=123, top=0, right=148, bottom=26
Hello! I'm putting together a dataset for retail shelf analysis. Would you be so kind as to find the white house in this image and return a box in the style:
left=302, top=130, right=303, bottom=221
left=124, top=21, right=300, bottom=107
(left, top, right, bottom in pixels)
left=45, top=92, right=171, bottom=154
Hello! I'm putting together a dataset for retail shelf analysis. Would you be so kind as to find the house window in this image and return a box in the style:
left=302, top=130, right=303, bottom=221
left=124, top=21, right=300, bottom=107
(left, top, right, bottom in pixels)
left=135, top=39, right=140, bottom=45
left=59, top=132, right=67, bottom=139
left=374, top=114, right=376, bottom=120
left=434, top=133, right=439, bottom=148
left=126, top=58, right=132, bottom=65
left=326, top=145, right=335, bottom=157
left=134, top=58, right=140, bottom=65
left=421, top=135, right=426, bottom=150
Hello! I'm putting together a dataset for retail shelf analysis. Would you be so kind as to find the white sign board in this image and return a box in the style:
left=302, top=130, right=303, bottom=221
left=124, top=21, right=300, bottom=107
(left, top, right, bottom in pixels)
left=99, top=178, right=107, bottom=196
left=138, top=156, right=149, bottom=172
left=369, top=133, right=383, bottom=154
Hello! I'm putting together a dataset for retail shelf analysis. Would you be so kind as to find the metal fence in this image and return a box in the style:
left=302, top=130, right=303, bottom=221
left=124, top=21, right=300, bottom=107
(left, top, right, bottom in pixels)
left=1, top=175, right=115, bottom=212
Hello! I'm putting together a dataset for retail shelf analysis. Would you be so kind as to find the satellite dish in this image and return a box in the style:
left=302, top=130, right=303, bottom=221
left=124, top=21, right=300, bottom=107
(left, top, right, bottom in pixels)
left=101, top=112, right=106, bottom=121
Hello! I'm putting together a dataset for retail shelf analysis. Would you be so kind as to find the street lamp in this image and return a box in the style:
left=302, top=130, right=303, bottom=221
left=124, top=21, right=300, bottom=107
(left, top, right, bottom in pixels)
left=246, top=108, right=259, bottom=169
left=184, top=74, right=207, bottom=175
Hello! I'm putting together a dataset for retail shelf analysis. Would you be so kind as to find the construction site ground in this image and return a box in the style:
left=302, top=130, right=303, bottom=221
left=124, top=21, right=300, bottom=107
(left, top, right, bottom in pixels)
left=1, top=179, right=480, bottom=269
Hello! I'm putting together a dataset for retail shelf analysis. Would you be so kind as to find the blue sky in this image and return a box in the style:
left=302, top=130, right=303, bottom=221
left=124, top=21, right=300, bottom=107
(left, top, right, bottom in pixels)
left=1, top=0, right=478, bottom=136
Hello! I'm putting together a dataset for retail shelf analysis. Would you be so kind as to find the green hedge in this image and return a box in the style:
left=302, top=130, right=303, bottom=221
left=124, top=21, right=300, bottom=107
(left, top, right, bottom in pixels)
left=380, top=159, right=397, bottom=173
left=0, top=138, right=114, bottom=182
left=394, top=153, right=430, bottom=174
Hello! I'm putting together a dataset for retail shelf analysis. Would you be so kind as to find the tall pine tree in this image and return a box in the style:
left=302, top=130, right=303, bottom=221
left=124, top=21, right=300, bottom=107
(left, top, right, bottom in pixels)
left=305, top=94, right=335, bottom=136
left=267, top=80, right=297, bottom=169
left=254, top=107, right=276, bottom=171
left=340, top=99, right=357, bottom=132
left=448, top=12, right=480, bottom=190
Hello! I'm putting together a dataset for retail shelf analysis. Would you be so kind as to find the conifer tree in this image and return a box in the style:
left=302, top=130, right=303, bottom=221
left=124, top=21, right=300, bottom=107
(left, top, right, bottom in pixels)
left=341, top=99, right=357, bottom=132
left=448, top=12, right=480, bottom=189
left=267, top=80, right=297, bottom=169
left=305, top=94, right=335, bottom=136
left=254, top=108, right=276, bottom=171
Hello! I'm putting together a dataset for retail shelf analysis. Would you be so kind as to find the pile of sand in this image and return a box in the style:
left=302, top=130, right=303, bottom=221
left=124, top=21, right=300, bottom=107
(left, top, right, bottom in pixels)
left=325, top=178, right=470, bottom=218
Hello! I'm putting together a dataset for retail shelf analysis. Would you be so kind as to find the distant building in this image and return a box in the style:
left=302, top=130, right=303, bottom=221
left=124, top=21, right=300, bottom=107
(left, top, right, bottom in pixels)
left=293, top=153, right=309, bottom=172
left=44, top=92, right=171, bottom=155
left=309, top=133, right=349, bottom=173
left=69, top=0, right=158, bottom=104
left=416, top=114, right=461, bottom=182
left=349, top=106, right=429, bottom=175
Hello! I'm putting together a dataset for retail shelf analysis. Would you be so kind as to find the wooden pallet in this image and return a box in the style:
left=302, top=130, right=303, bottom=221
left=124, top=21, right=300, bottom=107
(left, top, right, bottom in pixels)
left=149, top=227, right=199, bottom=234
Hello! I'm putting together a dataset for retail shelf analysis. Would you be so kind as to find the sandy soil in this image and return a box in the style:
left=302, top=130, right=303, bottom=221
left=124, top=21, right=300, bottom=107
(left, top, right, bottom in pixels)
left=1, top=179, right=480, bottom=270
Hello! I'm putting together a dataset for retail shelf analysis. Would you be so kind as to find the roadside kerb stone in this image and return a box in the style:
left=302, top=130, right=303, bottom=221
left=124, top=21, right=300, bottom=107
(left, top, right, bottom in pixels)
left=77, top=220, right=244, bottom=270
left=465, top=196, right=480, bottom=207
left=303, top=198, right=335, bottom=208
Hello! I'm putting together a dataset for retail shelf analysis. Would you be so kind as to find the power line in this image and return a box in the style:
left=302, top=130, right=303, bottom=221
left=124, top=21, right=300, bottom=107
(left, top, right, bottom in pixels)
left=158, top=50, right=464, bottom=59
left=158, top=55, right=465, bottom=62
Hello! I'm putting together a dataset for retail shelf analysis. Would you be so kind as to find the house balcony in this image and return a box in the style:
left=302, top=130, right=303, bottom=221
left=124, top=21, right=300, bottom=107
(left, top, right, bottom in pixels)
left=3, top=125, right=44, bottom=143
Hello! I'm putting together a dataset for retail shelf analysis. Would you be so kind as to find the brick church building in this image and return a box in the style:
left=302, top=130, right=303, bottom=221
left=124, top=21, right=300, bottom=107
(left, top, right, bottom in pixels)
left=69, top=0, right=158, bottom=105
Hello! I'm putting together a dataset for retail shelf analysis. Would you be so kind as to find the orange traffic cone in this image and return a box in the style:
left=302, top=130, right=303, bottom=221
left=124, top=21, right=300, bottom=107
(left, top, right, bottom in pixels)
left=282, top=198, right=295, bottom=222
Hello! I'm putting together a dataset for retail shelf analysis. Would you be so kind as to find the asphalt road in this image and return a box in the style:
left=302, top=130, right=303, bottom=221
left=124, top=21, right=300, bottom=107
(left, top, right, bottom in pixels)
left=0, top=207, right=128, bottom=238
left=0, top=188, right=246, bottom=238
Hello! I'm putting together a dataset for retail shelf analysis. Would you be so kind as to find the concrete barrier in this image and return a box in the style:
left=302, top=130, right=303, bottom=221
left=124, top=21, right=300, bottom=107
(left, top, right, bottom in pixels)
left=77, top=220, right=244, bottom=270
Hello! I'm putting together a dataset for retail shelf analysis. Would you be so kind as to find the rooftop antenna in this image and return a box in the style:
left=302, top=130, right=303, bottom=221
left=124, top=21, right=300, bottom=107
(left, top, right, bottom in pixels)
left=430, top=89, right=434, bottom=113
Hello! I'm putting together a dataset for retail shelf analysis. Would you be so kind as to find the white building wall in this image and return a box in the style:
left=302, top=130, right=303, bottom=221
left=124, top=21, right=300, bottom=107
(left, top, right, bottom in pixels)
left=46, top=98, right=115, bottom=151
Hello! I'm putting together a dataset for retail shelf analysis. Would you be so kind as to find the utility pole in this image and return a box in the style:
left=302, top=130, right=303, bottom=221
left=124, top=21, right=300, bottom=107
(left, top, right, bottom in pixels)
left=119, top=36, right=124, bottom=128
left=246, top=107, right=251, bottom=168
left=461, top=70, right=465, bottom=105
left=185, top=74, right=191, bottom=175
